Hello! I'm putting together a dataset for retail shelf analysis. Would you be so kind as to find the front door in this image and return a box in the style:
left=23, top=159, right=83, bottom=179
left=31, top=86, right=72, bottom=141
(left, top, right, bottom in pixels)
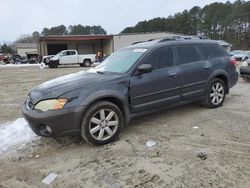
left=129, top=46, right=182, bottom=113
left=60, top=51, right=78, bottom=64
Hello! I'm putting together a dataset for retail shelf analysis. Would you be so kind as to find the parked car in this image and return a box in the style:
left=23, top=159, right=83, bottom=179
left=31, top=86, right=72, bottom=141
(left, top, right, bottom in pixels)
left=230, top=50, right=243, bottom=57
left=0, top=54, right=4, bottom=61
left=231, top=50, right=250, bottom=61
left=47, top=50, right=96, bottom=68
left=23, top=39, right=238, bottom=145
left=240, top=59, right=250, bottom=82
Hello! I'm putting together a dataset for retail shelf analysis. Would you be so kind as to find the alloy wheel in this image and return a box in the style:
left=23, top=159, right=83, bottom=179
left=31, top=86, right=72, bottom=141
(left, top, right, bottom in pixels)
left=210, top=82, right=224, bottom=105
left=89, top=109, right=119, bottom=141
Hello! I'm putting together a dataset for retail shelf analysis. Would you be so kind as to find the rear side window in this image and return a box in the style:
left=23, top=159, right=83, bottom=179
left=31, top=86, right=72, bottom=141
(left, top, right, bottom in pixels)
left=198, top=44, right=227, bottom=59
left=175, top=45, right=202, bottom=65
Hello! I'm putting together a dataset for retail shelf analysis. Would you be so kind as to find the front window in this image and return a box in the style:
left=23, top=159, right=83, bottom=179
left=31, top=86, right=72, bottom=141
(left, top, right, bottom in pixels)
left=90, top=48, right=147, bottom=74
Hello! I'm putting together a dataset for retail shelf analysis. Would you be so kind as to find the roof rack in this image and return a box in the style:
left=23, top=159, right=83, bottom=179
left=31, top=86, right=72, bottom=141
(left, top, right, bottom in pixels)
left=131, top=35, right=210, bottom=45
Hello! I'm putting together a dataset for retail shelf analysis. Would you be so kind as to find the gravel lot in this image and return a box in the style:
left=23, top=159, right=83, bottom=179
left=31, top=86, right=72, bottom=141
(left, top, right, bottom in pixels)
left=0, top=65, right=250, bottom=188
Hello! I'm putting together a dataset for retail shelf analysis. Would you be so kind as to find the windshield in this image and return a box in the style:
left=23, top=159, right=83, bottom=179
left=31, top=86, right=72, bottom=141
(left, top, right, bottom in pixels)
left=91, top=48, right=147, bottom=73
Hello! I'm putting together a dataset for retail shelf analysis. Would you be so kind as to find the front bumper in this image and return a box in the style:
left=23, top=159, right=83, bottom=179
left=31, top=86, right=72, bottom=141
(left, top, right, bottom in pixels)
left=22, top=102, right=86, bottom=137
left=240, top=66, right=250, bottom=78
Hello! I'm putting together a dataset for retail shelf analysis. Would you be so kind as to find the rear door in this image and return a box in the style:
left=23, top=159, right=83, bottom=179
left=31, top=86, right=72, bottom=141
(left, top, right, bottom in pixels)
left=174, top=44, right=213, bottom=100
left=129, top=46, right=182, bottom=113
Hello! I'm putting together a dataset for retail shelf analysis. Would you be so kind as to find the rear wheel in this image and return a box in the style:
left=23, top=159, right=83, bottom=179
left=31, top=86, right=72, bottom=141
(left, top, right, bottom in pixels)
left=83, top=60, right=91, bottom=67
left=203, top=78, right=226, bottom=108
left=81, top=101, right=123, bottom=145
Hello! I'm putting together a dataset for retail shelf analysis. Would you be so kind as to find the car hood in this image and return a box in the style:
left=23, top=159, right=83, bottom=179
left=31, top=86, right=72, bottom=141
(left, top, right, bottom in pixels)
left=29, top=71, right=123, bottom=104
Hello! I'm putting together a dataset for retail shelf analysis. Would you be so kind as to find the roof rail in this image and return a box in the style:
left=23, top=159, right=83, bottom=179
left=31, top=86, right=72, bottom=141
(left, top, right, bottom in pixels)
left=131, top=41, right=147, bottom=45
left=131, top=35, right=210, bottom=45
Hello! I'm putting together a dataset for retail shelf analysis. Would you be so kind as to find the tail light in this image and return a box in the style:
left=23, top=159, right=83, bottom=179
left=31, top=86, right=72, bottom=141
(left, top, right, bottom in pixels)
left=230, top=57, right=237, bottom=66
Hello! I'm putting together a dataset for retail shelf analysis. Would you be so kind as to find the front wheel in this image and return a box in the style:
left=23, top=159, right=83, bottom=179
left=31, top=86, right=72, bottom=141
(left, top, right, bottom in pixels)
left=203, top=78, right=226, bottom=108
left=48, top=60, right=59, bottom=68
left=81, top=101, right=123, bottom=145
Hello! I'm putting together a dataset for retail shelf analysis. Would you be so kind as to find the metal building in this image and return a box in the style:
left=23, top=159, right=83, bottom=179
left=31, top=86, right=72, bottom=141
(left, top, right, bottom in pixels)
left=38, top=32, right=183, bottom=57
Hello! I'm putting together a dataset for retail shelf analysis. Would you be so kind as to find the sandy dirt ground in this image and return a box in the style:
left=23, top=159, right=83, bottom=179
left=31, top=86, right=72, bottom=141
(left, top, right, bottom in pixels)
left=0, top=65, right=250, bottom=188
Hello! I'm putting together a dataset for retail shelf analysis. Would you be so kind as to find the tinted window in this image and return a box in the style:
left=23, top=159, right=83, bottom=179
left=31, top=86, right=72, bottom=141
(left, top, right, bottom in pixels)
left=143, top=49, right=160, bottom=70
left=175, top=45, right=202, bottom=64
left=198, top=44, right=227, bottom=59
left=71, top=51, right=76, bottom=55
left=159, top=47, right=174, bottom=68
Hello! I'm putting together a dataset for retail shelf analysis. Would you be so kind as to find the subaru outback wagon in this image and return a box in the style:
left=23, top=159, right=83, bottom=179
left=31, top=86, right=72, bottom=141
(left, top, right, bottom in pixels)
left=23, top=39, right=238, bottom=145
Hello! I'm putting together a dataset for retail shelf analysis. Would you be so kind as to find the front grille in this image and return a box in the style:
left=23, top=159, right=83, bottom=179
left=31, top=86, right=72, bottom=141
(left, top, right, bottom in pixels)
left=235, top=57, right=242, bottom=61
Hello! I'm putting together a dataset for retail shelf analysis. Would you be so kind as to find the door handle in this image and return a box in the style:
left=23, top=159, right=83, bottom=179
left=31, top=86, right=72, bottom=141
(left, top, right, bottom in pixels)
left=169, top=73, right=177, bottom=78
left=204, top=62, right=212, bottom=69
left=204, top=65, right=211, bottom=69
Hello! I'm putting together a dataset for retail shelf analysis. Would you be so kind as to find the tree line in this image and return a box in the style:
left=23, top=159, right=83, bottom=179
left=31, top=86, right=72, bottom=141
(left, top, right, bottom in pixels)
left=121, top=0, right=250, bottom=50
left=15, top=24, right=107, bottom=44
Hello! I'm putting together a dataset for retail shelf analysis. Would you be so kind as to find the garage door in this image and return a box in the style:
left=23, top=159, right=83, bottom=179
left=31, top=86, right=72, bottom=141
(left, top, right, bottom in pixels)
left=47, top=44, right=67, bottom=55
left=77, top=44, right=94, bottom=54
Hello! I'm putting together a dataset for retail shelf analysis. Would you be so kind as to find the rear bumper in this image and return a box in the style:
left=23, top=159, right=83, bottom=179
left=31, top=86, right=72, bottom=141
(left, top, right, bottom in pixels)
left=22, top=103, right=86, bottom=137
left=240, top=66, right=250, bottom=78
left=229, top=71, right=239, bottom=88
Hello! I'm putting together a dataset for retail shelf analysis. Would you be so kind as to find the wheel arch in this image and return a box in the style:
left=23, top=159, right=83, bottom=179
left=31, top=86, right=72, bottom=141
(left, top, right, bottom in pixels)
left=207, top=71, right=229, bottom=94
left=83, top=58, right=91, bottom=63
left=82, top=95, right=131, bottom=126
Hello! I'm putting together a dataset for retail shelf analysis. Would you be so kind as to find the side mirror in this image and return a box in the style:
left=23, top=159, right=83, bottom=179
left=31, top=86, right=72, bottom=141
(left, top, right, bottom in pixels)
left=137, top=64, right=153, bottom=74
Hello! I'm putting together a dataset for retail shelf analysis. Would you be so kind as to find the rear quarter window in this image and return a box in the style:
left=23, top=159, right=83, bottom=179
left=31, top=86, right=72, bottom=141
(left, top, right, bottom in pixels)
left=198, top=44, right=227, bottom=59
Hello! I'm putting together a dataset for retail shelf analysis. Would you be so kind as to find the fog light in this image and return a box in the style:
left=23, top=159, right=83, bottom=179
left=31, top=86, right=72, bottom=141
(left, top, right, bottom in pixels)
left=46, top=125, right=52, bottom=134
left=38, top=124, right=52, bottom=136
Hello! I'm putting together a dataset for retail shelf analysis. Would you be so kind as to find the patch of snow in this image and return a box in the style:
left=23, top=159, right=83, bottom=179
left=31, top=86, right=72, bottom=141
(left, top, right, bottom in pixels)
left=0, top=64, right=40, bottom=69
left=0, top=118, right=39, bottom=154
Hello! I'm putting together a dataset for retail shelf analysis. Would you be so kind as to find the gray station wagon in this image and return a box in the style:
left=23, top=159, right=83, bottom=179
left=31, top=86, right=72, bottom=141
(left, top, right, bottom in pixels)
left=23, top=38, right=238, bottom=145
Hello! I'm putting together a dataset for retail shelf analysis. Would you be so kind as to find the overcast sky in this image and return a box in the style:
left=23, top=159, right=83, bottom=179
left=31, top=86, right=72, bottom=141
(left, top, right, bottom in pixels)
left=0, top=0, right=234, bottom=43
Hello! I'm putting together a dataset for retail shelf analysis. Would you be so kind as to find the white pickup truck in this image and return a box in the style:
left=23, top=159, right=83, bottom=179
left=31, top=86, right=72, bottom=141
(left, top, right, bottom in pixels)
left=47, top=50, right=96, bottom=68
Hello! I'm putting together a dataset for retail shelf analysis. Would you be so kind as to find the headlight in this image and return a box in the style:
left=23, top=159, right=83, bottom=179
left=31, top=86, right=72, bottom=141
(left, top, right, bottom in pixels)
left=241, top=61, right=249, bottom=67
left=34, top=99, right=68, bottom=111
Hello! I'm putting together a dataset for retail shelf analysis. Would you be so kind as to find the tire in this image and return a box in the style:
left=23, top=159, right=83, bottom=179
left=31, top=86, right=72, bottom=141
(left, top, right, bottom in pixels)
left=53, top=60, right=59, bottom=68
left=83, top=60, right=91, bottom=67
left=243, top=77, right=250, bottom=82
left=203, top=78, right=226, bottom=108
left=81, top=101, right=123, bottom=145
left=48, top=60, right=59, bottom=68
left=48, top=61, right=53, bottom=68
left=244, top=57, right=248, bottom=61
